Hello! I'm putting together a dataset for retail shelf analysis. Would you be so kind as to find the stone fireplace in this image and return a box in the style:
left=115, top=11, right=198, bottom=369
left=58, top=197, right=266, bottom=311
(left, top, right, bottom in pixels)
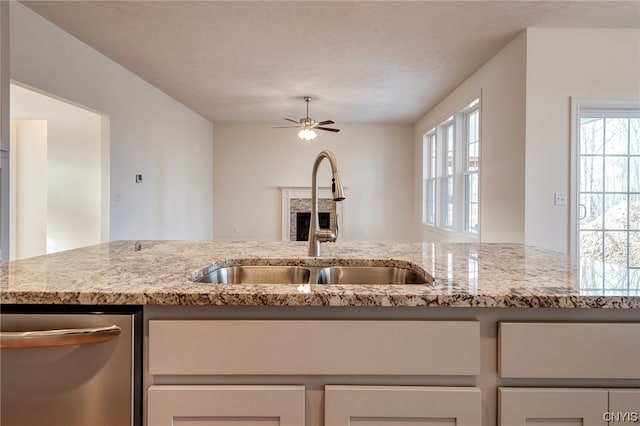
left=280, top=186, right=345, bottom=242
left=295, top=211, right=331, bottom=241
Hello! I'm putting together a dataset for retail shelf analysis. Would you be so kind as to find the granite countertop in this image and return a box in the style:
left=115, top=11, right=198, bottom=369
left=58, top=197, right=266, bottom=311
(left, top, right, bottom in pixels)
left=0, top=240, right=638, bottom=308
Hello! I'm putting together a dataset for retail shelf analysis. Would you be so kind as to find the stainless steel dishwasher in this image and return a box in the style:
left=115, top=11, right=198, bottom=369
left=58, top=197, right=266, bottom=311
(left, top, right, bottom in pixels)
left=0, top=305, right=142, bottom=426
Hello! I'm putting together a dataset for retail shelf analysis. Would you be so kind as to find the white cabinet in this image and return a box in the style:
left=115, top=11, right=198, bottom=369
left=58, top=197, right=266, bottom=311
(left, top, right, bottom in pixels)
left=147, top=385, right=305, bottom=426
left=499, top=388, right=608, bottom=426
left=499, top=388, right=640, bottom=426
left=498, top=323, right=640, bottom=426
left=148, top=384, right=482, bottom=426
left=325, top=385, right=481, bottom=426
left=147, top=319, right=481, bottom=426
left=608, top=389, right=640, bottom=425
left=499, top=322, right=640, bottom=379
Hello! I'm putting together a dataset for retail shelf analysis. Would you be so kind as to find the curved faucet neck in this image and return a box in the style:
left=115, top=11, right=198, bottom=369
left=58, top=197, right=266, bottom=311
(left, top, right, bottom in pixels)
left=311, top=150, right=336, bottom=200
left=308, top=150, right=344, bottom=257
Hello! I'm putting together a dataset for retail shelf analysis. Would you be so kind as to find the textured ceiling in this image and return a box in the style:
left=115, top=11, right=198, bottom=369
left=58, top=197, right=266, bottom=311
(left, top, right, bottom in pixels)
left=21, top=1, right=640, bottom=125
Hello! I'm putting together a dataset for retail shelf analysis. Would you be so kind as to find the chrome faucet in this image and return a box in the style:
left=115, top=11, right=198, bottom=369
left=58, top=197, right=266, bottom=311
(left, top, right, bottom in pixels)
left=308, top=150, right=346, bottom=257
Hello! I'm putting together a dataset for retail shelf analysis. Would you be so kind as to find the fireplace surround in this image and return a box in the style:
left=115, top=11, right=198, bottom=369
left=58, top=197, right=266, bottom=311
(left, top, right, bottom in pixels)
left=280, top=186, right=345, bottom=242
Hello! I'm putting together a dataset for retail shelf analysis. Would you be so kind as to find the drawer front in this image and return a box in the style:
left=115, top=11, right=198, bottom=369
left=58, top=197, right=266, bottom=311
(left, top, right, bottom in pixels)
left=325, top=385, right=481, bottom=426
left=499, top=388, right=609, bottom=425
left=499, top=322, right=640, bottom=379
left=608, top=389, right=640, bottom=422
left=147, top=385, right=305, bottom=426
left=149, top=320, right=480, bottom=376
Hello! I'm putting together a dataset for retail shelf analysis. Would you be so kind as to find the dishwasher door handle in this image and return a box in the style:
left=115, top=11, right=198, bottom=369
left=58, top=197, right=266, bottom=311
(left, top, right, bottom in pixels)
left=0, top=325, right=121, bottom=349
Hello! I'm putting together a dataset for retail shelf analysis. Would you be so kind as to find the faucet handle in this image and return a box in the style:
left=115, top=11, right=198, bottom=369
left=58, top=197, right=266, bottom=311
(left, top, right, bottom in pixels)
left=315, top=229, right=337, bottom=243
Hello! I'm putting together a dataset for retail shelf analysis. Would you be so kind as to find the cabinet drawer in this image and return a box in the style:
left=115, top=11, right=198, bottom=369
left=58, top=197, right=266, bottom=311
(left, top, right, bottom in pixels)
left=499, top=388, right=609, bottom=425
left=609, top=389, right=640, bottom=416
left=325, top=385, right=481, bottom=426
left=499, top=322, right=640, bottom=379
left=149, top=320, right=480, bottom=376
left=147, top=385, right=305, bottom=426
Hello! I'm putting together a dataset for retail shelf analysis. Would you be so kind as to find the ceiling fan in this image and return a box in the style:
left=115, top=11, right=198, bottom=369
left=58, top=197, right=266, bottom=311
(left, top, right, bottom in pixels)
left=274, top=97, right=340, bottom=141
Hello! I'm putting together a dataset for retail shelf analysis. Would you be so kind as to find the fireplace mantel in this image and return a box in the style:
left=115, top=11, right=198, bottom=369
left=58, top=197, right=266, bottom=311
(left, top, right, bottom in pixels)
left=279, top=186, right=345, bottom=242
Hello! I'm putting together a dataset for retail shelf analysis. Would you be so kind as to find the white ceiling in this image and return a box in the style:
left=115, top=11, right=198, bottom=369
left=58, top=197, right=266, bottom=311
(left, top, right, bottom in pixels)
left=21, top=1, right=640, bottom=125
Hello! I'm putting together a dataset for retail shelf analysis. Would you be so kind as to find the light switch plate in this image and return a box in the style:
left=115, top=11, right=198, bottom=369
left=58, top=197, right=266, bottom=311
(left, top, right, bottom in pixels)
left=554, top=192, right=567, bottom=206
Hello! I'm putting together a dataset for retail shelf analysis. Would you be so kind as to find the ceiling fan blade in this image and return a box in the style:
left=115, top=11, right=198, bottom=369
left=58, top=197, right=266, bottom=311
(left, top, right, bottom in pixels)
left=275, top=99, right=339, bottom=134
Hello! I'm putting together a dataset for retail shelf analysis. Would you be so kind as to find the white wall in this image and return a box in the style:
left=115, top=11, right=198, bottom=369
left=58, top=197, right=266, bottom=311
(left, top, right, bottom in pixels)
left=11, top=84, right=103, bottom=255
left=213, top=123, right=414, bottom=241
left=10, top=119, right=47, bottom=259
left=525, top=28, right=640, bottom=253
left=413, top=31, right=527, bottom=243
left=9, top=2, right=214, bottom=241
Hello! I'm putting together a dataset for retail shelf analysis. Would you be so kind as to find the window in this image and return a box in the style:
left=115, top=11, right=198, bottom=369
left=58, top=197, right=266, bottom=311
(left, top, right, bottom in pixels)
left=422, top=98, right=481, bottom=237
left=422, top=132, right=437, bottom=225
left=443, top=122, right=455, bottom=228
left=464, top=103, right=480, bottom=234
left=574, top=105, right=640, bottom=295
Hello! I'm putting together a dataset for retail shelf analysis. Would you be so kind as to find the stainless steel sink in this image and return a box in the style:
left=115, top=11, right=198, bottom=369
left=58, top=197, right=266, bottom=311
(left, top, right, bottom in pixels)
left=315, top=266, right=429, bottom=285
left=197, top=264, right=431, bottom=285
left=198, top=265, right=311, bottom=284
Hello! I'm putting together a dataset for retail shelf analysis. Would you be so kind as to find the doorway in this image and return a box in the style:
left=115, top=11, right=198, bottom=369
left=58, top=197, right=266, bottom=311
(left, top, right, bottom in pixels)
left=572, top=100, right=639, bottom=294
left=8, top=83, right=109, bottom=260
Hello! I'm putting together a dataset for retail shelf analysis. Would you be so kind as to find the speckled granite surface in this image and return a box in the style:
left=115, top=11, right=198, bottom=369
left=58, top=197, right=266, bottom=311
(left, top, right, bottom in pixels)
left=0, top=241, right=638, bottom=308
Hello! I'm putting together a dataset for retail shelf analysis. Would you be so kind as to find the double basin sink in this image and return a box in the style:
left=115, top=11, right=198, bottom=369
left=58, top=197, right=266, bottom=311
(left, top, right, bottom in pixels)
left=197, top=264, right=432, bottom=285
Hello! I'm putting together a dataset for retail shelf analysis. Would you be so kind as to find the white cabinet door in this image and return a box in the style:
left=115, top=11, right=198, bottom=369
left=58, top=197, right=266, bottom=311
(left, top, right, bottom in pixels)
left=608, top=389, right=640, bottom=425
left=147, top=385, right=305, bottom=426
left=499, top=388, right=608, bottom=426
left=324, top=386, right=481, bottom=426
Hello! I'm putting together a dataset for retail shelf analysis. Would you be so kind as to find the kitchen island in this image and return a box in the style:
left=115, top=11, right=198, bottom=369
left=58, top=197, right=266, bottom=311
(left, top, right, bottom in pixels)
left=1, top=240, right=639, bottom=426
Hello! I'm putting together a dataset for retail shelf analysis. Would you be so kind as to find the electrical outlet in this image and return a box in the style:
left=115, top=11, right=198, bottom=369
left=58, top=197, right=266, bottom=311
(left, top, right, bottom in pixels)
left=554, top=192, right=567, bottom=206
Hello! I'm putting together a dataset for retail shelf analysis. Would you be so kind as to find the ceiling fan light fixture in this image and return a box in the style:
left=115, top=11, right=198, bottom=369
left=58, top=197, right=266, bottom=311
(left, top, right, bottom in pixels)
left=274, top=97, right=339, bottom=142
left=298, top=128, right=317, bottom=141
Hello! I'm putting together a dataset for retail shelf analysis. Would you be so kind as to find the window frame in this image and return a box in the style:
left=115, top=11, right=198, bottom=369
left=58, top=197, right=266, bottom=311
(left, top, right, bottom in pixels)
left=570, top=98, right=640, bottom=257
left=570, top=98, right=640, bottom=294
